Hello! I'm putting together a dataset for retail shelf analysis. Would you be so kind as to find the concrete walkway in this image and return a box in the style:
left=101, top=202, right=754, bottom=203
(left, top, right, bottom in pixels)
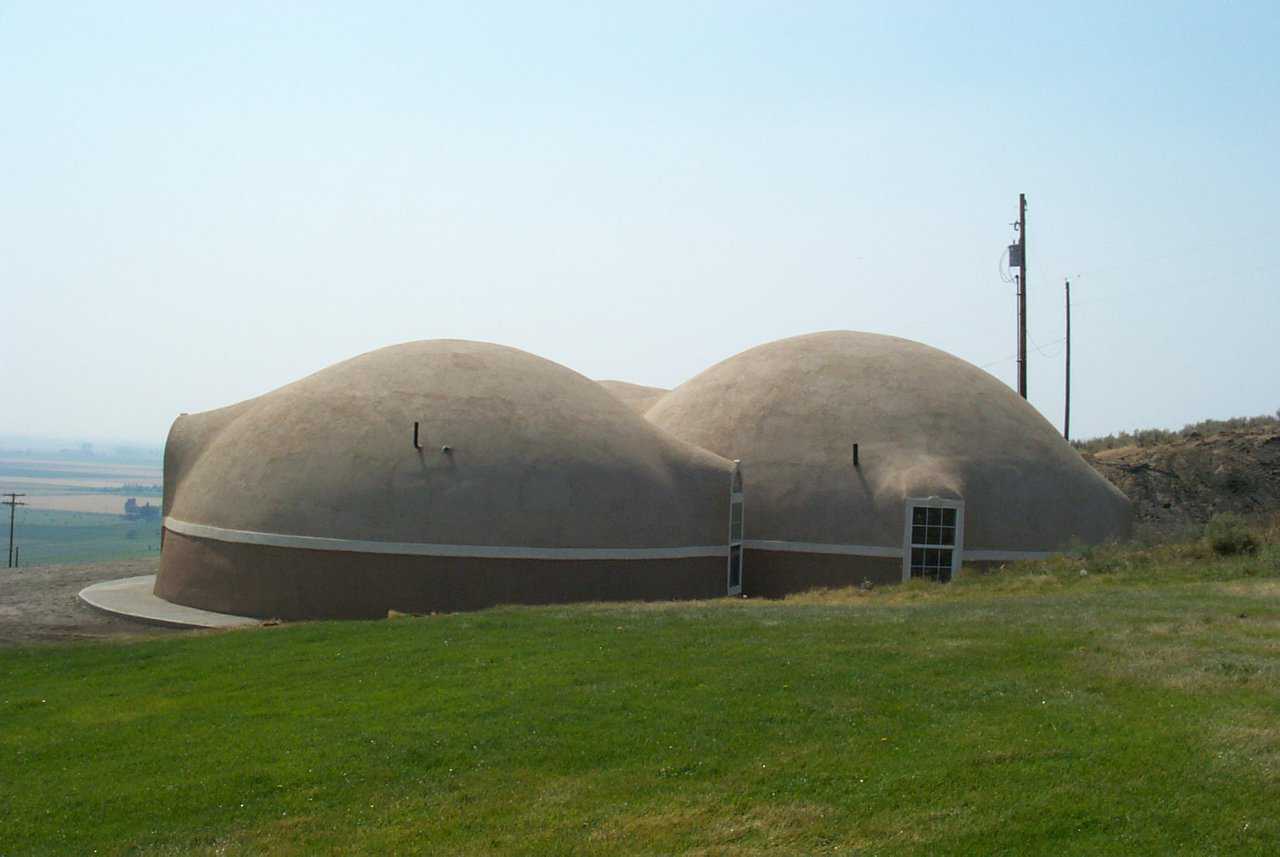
left=78, top=575, right=261, bottom=630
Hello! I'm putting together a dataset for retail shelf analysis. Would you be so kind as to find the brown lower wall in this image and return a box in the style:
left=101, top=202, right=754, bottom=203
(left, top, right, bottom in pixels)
left=158, top=531, right=991, bottom=620
left=157, top=530, right=730, bottom=620
left=743, top=549, right=903, bottom=598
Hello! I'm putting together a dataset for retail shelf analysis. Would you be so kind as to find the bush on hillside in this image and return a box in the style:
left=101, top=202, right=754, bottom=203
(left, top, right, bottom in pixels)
left=1204, top=513, right=1258, bottom=556
left=1217, top=468, right=1255, bottom=495
left=1072, top=410, right=1280, bottom=453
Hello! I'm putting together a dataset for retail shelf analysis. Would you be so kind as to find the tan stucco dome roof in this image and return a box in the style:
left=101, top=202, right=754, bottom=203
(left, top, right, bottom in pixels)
left=645, top=330, right=1131, bottom=551
left=596, top=380, right=670, bottom=414
left=164, top=340, right=732, bottom=549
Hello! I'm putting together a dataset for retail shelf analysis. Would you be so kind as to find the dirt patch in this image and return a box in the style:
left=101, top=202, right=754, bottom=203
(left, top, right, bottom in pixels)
left=0, top=557, right=179, bottom=646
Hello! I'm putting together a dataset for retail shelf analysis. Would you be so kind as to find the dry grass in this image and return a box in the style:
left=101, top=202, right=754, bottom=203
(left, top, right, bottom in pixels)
left=1216, top=713, right=1280, bottom=783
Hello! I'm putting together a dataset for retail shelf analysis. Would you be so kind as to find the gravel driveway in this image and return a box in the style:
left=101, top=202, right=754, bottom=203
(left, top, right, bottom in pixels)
left=0, top=557, right=179, bottom=646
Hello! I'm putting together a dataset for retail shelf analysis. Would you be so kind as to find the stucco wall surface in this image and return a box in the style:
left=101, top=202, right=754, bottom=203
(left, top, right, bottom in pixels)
left=163, top=340, right=733, bottom=551
left=647, top=331, right=1131, bottom=552
left=596, top=380, right=670, bottom=415
left=158, top=530, right=728, bottom=619
left=742, top=550, right=903, bottom=598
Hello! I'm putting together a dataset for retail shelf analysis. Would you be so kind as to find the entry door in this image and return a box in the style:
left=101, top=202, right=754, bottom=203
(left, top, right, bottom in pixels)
left=727, top=465, right=744, bottom=595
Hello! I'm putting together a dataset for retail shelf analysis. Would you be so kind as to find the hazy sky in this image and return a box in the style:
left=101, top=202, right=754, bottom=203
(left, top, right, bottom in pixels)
left=3, top=2, right=1277, bottom=446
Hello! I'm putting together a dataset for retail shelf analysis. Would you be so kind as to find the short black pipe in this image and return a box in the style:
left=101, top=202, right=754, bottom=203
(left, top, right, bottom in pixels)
left=413, top=421, right=422, bottom=450
left=852, top=443, right=859, bottom=467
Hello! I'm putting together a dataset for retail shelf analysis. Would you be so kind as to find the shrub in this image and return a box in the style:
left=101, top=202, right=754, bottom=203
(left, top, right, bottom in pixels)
left=1217, top=469, right=1254, bottom=495
left=1071, top=411, right=1280, bottom=453
left=1259, top=512, right=1280, bottom=546
left=1204, top=513, right=1258, bottom=556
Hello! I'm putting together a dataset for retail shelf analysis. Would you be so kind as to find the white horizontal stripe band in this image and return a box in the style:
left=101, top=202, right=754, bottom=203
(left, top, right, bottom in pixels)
left=743, top=539, right=903, bottom=558
left=964, top=549, right=1054, bottom=561
left=164, top=518, right=729, bottom=561
left=165, top=519, right=1057, bottom=564
left=743, top=540, right=1057, bottom=562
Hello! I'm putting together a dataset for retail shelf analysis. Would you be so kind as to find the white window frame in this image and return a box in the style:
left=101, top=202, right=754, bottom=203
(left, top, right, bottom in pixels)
left=901, top=497, right=965, bottom=583
left=727, top=462, right=744, bottom=595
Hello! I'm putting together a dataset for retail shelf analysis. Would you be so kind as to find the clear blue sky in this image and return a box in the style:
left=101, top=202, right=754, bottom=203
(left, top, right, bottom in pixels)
left=2, top=2, right=1277, bottom=445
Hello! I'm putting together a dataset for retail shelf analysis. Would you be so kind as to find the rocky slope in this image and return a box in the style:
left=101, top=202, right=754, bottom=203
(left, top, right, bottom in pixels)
left=1083, top=428, right=1280, bottom=531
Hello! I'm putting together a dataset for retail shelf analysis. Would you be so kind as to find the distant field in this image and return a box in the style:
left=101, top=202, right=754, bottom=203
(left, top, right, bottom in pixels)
left=4, top=508, right=162, bottom=566
left=0, top=457, right=163, bottom=484
left=0, top=456, right=163, bottom=565
left=0, top=459, right=163, bottom=497
left=20, top=493, right=160, bottom=514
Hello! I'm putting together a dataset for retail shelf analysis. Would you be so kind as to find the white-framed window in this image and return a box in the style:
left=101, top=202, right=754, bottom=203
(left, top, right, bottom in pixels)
left=901, top=497, right=964, bottom=583
left=727, top=462, right=744, bottom=595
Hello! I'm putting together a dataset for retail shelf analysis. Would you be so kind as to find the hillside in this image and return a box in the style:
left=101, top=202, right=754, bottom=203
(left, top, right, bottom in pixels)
left=1083, top=425, right=1280, bottom=530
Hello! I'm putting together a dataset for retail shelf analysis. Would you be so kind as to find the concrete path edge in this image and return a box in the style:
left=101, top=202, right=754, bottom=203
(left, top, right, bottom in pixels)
left=79, top=575, right=261, bottom=630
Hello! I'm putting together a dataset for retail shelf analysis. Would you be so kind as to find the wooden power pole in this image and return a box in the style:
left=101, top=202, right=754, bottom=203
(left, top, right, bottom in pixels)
left=1017, top=193, right=1028, bottom=399
left=4, top=493, right=25, bottom=568
left=1064, top=279, right=1071, bottom=440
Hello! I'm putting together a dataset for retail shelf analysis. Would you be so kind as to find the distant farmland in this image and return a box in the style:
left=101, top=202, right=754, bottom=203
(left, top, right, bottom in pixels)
left=0, top=456, right=162, bottom=565
left=4, top=509, right=163, bottom=566
left=0, top=457, right=162, bottom=484
left=20, top=493, right=159, bottom=514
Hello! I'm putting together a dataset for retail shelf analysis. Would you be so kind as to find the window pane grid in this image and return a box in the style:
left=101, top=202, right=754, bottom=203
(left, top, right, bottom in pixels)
left=910, top=525, right=955, bottom=546
left=908, top=504, right=959, bottom=582
left=728, top=487, right=744, bottom=593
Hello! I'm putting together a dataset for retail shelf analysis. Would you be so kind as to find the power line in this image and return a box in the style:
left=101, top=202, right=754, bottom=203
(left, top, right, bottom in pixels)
left=1058, top=261, right=1274, bottom=310
left=997, top=246, right=1016, bottom=284
left=979, top=337, right=1065, bottom=370
left=981, top=288, right=1193, bottom=369
left=1028, top=332, right=1064, bottom=359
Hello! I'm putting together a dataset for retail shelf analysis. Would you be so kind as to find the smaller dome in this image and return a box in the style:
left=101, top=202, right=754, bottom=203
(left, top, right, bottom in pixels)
left=647, top=330, right=1130, bottom=552
left=596, top=380, right=669, bottom=414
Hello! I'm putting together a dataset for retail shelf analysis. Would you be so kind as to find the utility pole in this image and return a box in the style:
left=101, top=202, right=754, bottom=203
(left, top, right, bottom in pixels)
left=1064, top=279, right=1071, bottom=441
left=4, top=493, right=26, bottom=568
left=1016, top=193, right=1028, bottom=399
left=1006, top=194, right=1028, bottom=398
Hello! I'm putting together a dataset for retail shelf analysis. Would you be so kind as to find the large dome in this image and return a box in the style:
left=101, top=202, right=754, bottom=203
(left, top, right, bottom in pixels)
left=647, top=331, right=1130, bottom=573
left=157, top=340, right=735, bottom=618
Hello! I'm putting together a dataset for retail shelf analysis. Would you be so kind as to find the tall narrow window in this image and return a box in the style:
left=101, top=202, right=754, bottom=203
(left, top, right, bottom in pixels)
left=727, top=463, right=744, bottom=595
left=902, top=499, right=964, bottom=582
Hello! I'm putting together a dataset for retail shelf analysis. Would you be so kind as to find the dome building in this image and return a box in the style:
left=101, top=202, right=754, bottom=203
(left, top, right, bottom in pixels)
left=645, top=331, right=1131, bottom=596
left=157, top=340, right=738, bottom=619
left=151, top=331, right=1130, bottom=621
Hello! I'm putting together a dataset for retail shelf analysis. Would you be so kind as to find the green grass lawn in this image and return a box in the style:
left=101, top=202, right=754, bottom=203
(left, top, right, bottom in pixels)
left=6, top=508, right=162, bottom=566
left=2, top=541, right=1279, bottom=855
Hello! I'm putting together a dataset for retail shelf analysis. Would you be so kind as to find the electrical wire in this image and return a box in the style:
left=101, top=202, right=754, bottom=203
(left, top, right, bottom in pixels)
left=997, top=246, right=1016, bottom=284
left=979, top=336, right=1066, bottom=370
left=1059, top=261, right=1273, bottom=312
left=1028, top=332, right=1064, bottom=359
